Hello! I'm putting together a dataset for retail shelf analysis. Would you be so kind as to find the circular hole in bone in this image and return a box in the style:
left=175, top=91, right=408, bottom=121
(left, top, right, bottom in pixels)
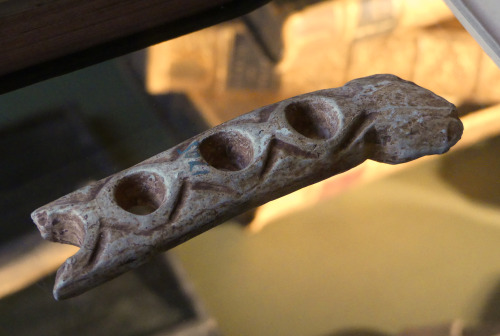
left=114, top=172, right=166, bottom=215
left=199, top=131, right=254, bottom=171
left=284, top=100, right=338, bottom=140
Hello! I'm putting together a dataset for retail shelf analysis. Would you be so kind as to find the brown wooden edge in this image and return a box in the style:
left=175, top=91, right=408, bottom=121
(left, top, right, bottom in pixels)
left=0, top=0, right=271, bottom=93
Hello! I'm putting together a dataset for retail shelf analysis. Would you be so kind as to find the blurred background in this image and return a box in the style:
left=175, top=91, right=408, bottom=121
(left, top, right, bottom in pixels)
left=1, top=0, right=500, bottom=335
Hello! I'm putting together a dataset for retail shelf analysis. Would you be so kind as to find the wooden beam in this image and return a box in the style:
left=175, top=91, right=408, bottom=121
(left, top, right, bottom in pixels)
left=0, top=0, right=270, bottom=93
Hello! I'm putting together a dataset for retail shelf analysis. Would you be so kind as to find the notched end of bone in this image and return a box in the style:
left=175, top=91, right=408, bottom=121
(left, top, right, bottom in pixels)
left=52, top=252, right=108, bottom=300
left=52, top=257, right=80, bottom=301
left=52, top=241, right=155, bottom=300
left=375, top=112, right=462, bottom=164
left=348, top=75, right=464, bottom=164
left=31, top=208, right=85, bottom=247
left=52, top=255, right=99, bottom=300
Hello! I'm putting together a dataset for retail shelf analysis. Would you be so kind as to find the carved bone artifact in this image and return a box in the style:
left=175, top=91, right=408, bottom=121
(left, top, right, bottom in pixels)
left=31, top=74, right=463, bottom=299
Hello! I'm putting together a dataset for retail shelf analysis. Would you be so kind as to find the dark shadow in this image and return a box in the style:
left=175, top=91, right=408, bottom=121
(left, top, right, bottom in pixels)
left=455, top=101, right=494, bottom=117
left=463, top=324, right=500, bottom=336
left=151, top=93, right=209, bottom=143
left=233, top=208, right=257, bottom=226
left=438, top=134, right=500, bottom=208
left=133, top=254, right=198, bottom=322
left=273, top=0, right=325, bottom=13
left=242, top=4, right=284, bottom=63
left=0, top=108, right=114, bottom=244
left=479, top=278, right=500, bottom=323
left=0, top=254, right=211, bottom=336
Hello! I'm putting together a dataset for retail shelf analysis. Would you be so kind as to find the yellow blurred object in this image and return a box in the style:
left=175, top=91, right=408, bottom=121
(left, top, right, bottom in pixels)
left=147, top=21, right=281, bottom=126
left=279, top=0, right=500, bottom=105
left=147, top=0, right=499, bottom=125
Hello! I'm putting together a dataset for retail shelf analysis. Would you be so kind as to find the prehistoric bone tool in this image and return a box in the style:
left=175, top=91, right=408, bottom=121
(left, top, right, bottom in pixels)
left=31, top=74, right=463, bottom=299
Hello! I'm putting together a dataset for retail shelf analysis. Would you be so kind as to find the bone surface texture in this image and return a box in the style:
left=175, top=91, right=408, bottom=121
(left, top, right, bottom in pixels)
left=31, top=74, right=463, bottom=299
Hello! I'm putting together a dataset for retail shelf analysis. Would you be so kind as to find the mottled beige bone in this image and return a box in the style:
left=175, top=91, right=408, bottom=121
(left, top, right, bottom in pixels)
left=31, top=74, right=463, bottom=299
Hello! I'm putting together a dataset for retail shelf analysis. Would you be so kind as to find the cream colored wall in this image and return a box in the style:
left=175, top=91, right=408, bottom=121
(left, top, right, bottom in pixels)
left=173, top=137, right=500, bottom=336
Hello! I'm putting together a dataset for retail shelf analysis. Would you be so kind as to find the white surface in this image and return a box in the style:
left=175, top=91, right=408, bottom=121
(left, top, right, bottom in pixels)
left=444, top=0, right=500, bottom=68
